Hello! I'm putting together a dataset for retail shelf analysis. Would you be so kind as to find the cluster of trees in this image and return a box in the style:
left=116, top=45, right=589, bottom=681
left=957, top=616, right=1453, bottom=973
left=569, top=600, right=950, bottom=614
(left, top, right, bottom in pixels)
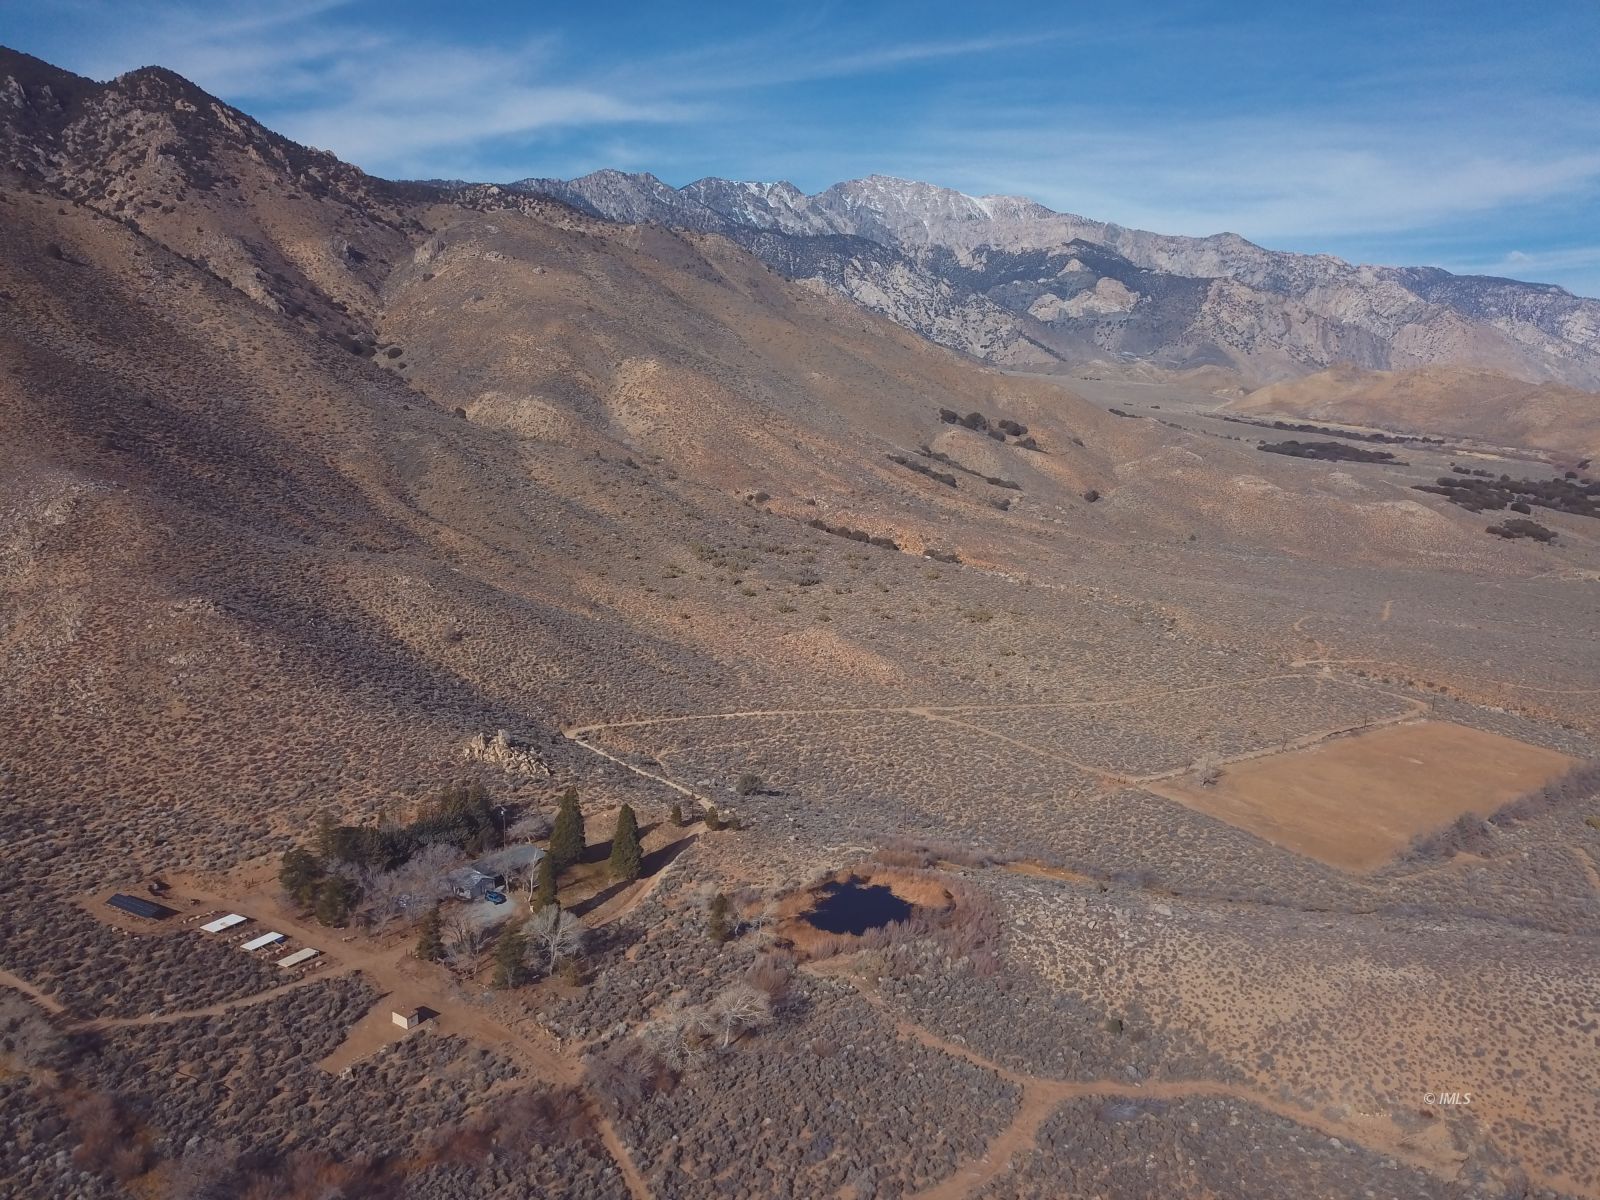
left=805, top=517, right=900, bottom=551
left=316, top=780, right=505, bottom=873
left=1487, top=518, right=1557, bottom=543
left=280, top=783, right=658, bottom=999
left=414, top=791, right=645, bottom=988
left=279, top=780, right=511, bottom=927
left=914, top=445, right=1023, bottom=490
left=1265, top=419, right=1437, bottom=446
left=634, top=953, right=793, bottom=1072
left=279, top=848, right=360, bottom=926
left=1258, top=440, right=1403, bottom=464
left=936, top=407, right=1028, bottom=443
left=1404, top=760, right=1600, bottom=861
left=1415, top=472, right=1598, bottom=518
left=886, top=452, right=958, bottom=488
left=493, top=904, right=587, bottom=988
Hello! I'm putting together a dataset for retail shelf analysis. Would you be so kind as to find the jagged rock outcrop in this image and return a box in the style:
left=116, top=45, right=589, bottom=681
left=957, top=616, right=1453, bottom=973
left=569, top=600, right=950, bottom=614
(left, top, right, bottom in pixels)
left=464, top=729, right=551, bottom=777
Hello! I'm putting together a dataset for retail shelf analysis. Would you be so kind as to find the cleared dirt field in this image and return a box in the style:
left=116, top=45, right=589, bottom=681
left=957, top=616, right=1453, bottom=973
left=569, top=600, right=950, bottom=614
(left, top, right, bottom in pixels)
left=1151, top=720, right=1577, bottom=870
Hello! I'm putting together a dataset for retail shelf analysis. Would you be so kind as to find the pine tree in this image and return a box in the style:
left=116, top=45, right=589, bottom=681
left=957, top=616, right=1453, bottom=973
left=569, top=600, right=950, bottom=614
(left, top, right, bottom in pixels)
left=704, top=805, right=724, bottom=832
left=415, top=907, right=445, bottom=962
left=533, top=852, right=557, bottom=911
left=608, top=804, right=642, bottom=882
left=549, top=788, right=585, bottom=870
left=279, top=848, right=324, bottom=909
left=466, top=778, right=501, bottom=850
left=708, top=892, right=732, bottom=943
left=492, top=929, right=526, bottom=988
left=313, top=875, right=359, bottom=927
left=313, top=810, right=338, bottom=860
left=668, top=802, right=684, bottom=828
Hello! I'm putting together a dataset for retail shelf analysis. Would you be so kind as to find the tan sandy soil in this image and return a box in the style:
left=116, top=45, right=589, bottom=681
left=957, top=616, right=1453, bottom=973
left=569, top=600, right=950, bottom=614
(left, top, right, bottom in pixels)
left=1150, top=720, right=1578, bottom=870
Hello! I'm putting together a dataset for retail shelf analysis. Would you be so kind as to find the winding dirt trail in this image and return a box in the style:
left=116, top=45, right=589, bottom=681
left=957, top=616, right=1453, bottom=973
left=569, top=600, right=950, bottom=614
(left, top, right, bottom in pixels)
left=84, top=966, right=358, bottom=1032
left=568, top=733, right=715, bottom=805
left=837, top=984, right=1471, bottom=1200
left=0, top=967, right=67, bottom=1015
left=94, top=880, right=657, bottom=1200
left=564, top=672, right=1428, bottom=800
left=563, top=674, right=1309, bottom=741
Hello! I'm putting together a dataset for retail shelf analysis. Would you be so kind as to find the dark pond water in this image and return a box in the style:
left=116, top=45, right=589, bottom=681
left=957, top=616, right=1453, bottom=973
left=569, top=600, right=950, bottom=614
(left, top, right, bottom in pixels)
left=803, top=878, right=912, bottom=935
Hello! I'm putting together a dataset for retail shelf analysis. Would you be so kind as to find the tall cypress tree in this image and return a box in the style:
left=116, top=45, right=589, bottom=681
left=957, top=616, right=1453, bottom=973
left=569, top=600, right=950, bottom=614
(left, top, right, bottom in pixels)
left=708, top=892, right=732, bottom=943
left=533, top=852, right=557, bottom=911
left=313, top=810, right=337, bottom=861
left=608, top=804, right=642, bottom=882
left=549, top=788, right=585, bottom=870
left=415, top=907, right=445, bottom=962
left=493, top=928, right=526, bottom=988
left=279, top=848, right=323, bottom=909
left=313, top=875, right=359, bottom=927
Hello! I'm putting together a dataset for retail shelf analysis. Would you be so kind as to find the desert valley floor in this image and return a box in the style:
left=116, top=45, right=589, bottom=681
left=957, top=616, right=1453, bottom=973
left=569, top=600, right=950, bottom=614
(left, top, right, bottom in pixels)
left=2, top=48, right=1599, bottom=1200
left=6, top=361, right=1597, bottom=1200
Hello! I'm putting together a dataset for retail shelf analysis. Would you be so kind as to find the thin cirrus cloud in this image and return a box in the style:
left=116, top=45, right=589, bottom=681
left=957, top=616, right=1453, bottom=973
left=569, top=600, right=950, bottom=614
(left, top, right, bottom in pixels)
left=913, top=122, right=1600, bottom=244
left=14, top=0, right=1600, bottom=293
left=273, top=44, right=701, bottom=166
left=40, top=1, right=690, bottom=166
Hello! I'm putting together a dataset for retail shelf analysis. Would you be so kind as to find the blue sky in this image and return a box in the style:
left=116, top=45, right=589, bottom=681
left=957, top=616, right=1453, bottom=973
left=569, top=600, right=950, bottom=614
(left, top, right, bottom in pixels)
left=9, top=0, right=1600, bottom=295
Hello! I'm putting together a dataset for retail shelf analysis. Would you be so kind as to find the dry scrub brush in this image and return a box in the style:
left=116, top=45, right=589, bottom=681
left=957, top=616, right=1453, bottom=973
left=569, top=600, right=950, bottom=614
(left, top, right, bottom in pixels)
left=1402, top=759, right=1600, bottom=863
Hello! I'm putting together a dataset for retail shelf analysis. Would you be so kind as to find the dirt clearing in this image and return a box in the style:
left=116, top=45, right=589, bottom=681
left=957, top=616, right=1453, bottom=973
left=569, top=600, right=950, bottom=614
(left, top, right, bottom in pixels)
left=1150, top=720, right=1577, bottom=870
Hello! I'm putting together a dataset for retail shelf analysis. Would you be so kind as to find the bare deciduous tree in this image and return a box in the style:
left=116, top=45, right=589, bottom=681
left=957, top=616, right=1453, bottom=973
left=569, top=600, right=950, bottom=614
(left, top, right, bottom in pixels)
left=443, top=910, right=487, bottom=962
left=359, top=844, right=468, bottom=931
left=645, top=997, right=717, bottom=1070
left=708, top=982, right=772, bottom=1049
left=526, top=905, right=584, bottom=970
left=508, top=811, right=553, bottom=843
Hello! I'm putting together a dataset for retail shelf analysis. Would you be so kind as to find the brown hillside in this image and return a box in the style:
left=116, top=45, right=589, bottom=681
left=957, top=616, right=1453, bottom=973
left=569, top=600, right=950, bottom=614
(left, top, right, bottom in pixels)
left=1231, top=363, right=1600, bottom=460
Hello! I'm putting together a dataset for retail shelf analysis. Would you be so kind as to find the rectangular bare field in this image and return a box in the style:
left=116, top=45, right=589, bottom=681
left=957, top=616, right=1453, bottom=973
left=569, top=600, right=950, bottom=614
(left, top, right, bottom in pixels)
left=1149, top=720, right=1577, bottom=871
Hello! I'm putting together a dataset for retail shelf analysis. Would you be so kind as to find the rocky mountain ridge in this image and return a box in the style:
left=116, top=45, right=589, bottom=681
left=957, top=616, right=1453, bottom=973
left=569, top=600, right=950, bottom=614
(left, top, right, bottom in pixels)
left=512, top=170, right=1600, bottom=388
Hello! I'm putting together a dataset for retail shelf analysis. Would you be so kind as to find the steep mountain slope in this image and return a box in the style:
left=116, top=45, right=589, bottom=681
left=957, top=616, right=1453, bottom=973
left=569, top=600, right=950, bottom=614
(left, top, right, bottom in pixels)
left=0, top=51, right=1143, bottom=880
left=4, top=46, right=1592, bottom=869
left=1231, top=364, right=1600, bottom=459
left=519, top=169, right=1053, bottom=364
left=512, top=171, right=1600, bottom=389
left=0, top=45, right=434, bottom=341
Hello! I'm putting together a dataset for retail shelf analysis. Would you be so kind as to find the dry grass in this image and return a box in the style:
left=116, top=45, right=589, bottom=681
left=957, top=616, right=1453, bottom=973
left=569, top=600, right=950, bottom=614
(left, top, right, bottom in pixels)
left=1150, top=720, right=1578, bottom=870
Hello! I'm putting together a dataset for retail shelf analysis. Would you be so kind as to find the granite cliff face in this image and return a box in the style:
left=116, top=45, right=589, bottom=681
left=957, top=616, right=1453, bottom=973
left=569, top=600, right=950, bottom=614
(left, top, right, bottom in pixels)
left=511, top=171, right=1600, bottom=387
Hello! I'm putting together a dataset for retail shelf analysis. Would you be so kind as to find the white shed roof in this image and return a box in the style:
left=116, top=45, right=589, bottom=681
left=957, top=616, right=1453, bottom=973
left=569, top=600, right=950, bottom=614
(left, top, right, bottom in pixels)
left=240, top=931, right=286, bottom=951
left=201, top=913, right=248, bottom=933
left=276, top=947, right=320, bottom=968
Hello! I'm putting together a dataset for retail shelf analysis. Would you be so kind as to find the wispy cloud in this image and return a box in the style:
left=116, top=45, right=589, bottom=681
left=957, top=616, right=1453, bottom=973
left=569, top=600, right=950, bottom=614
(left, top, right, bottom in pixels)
left=908, top=118, right=1600, bottom=243
left=15, top=0, right=1600, bottom=294
left=1465, top=245, right=1600, bottom=281
left=41, top=3, right=1059, bottom=173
